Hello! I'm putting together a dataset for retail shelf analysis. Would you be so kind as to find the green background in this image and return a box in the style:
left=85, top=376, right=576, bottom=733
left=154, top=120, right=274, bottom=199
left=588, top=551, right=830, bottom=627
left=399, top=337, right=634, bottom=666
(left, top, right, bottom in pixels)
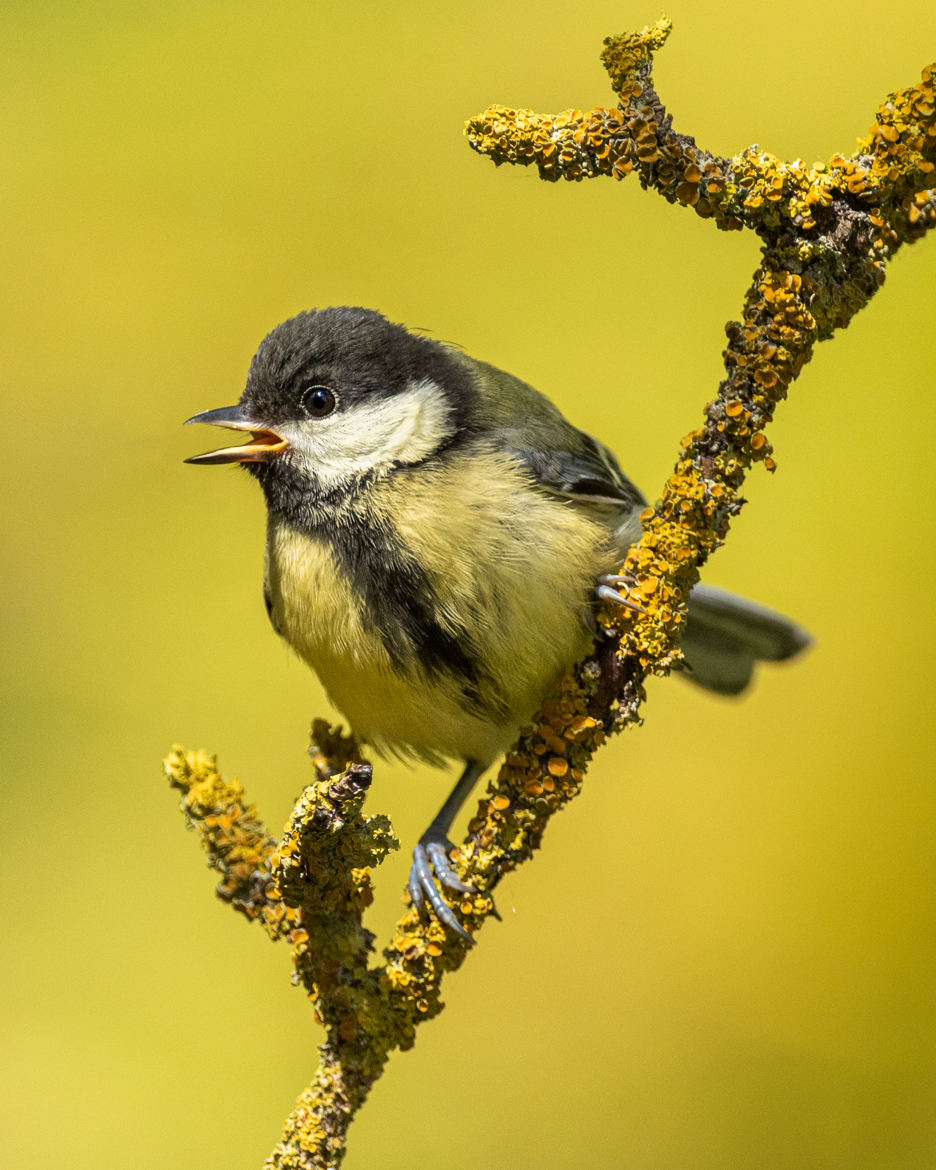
left=3, top=2, right=935, bottom=1166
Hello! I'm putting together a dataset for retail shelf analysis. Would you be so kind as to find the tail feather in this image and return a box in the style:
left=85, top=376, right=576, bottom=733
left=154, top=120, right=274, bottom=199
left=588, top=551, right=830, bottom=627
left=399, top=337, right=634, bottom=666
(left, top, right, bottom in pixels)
left=680, top=583, right=812, bottom=696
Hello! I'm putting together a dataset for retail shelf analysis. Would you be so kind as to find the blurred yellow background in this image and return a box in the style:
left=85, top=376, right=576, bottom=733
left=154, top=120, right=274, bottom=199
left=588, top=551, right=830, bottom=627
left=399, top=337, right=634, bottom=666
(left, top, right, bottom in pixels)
left=3, top=2, right=934, bottom=1167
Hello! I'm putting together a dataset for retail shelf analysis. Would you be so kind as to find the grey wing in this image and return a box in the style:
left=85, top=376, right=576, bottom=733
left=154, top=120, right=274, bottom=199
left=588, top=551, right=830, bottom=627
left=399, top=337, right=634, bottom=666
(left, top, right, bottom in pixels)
left=508, top=430, right=647, bottom=559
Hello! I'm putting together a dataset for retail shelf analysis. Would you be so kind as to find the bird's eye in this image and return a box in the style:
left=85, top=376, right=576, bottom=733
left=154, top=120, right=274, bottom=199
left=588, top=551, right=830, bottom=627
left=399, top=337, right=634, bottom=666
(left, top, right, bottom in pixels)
left=301, top=385, right=337, bottom=418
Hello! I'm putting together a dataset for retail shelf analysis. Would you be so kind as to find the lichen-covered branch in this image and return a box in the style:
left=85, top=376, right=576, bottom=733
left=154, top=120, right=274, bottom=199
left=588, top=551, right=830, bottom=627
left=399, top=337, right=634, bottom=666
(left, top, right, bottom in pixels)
left=466, top=18, right=936, bottom=249
left=168, top=22, right=935, bottom=1168
left=169, top=727, right=398, bottom=1166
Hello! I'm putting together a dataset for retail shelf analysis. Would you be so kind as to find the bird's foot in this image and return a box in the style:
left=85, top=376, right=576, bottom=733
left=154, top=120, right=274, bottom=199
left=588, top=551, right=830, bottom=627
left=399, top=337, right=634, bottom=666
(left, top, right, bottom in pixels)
left=408, top=830, right=476, bottom=942
left=595, top=573, right=650, bottom=616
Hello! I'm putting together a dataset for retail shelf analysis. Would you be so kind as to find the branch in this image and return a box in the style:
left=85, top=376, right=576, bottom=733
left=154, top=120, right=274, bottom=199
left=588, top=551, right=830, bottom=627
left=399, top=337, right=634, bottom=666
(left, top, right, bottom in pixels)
left=168, top=21, right=935, bottom=1167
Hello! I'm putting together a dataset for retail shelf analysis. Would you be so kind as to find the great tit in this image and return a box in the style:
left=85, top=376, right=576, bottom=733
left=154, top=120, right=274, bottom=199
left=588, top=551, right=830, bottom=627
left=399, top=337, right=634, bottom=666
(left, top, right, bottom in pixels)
left=186, top=306, right=809, bottom=938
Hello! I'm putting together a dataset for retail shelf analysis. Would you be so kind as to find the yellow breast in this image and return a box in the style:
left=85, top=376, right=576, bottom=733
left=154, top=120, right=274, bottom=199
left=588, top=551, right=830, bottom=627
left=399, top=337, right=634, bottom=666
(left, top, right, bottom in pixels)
left=264, top=451, right=612, bottom=765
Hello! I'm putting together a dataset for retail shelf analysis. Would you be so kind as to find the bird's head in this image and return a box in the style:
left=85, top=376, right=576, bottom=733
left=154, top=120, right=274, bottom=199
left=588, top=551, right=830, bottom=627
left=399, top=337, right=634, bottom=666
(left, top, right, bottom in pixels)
left=185, top=307, right=478, bottom=505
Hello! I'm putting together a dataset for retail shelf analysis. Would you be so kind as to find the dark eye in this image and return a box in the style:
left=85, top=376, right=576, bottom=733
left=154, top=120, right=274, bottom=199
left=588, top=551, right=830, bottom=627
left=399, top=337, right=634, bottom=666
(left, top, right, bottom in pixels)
left=301, top=385, right=337, bottom=418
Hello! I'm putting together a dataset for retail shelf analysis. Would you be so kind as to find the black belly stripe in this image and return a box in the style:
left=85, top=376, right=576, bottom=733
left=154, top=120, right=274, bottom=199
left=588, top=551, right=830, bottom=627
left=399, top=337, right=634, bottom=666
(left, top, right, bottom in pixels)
left=284, top=505, right=503, bottom=717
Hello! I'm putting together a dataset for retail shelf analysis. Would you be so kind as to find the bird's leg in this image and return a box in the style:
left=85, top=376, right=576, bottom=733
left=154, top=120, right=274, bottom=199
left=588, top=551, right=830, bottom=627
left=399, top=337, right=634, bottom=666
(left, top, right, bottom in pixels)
left=408, top=758, right=486, bottom=941
left=595, top=573, right=650, bottom=615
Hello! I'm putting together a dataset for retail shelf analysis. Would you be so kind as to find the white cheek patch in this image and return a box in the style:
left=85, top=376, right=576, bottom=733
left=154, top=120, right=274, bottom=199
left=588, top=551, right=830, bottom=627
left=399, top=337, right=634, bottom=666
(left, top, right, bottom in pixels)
left=280, top=378, right=454, bottom=488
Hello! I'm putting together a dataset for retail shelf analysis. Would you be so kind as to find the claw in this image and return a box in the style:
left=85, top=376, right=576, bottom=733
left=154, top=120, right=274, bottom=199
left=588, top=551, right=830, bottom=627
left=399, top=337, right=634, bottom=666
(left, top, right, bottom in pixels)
left=596, top=573, right=650, bottom=615
left=425, top=840, right=475, bottom=894
left=408, top=832, right=476, bottom=943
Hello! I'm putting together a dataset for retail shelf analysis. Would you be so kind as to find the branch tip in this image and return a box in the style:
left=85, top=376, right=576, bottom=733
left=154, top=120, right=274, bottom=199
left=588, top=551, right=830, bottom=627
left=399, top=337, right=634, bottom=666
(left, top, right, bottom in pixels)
left=600, top=15, right=672, bottom=93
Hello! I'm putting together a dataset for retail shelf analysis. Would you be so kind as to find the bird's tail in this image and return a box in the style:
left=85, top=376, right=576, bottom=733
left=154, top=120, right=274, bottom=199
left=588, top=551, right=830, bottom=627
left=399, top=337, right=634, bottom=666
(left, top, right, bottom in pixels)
left=679, top=583, right=812, bottom=696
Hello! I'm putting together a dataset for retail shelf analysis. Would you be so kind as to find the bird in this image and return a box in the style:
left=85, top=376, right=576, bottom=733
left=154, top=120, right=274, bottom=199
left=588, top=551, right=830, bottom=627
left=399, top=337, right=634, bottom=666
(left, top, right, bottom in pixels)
left=185, top=306, right=810, bottom=939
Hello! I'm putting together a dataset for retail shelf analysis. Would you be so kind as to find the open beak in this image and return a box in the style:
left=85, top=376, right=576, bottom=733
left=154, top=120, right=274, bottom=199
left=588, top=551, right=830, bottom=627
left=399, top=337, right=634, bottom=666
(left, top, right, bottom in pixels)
left=183, top=405, right=288, bottom=465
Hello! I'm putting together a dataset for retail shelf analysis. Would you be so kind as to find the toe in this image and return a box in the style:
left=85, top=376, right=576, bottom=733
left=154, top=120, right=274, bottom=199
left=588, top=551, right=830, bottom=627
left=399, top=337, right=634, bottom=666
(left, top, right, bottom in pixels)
left=595, top=581, right=649, bottom=615
left=407, top=846, right=430, bottom=919
left=421, top=874, right=473, bottom=941
left=425, top=840, right=475, bottom=894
